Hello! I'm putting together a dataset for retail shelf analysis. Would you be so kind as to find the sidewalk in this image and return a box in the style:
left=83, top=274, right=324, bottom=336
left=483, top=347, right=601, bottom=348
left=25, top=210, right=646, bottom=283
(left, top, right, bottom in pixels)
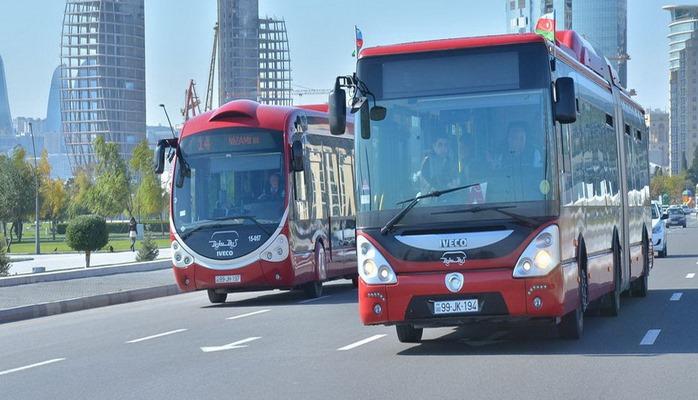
left=8, top=248, right=172, bottom=275
left=0, top=268, right=180, bottom=323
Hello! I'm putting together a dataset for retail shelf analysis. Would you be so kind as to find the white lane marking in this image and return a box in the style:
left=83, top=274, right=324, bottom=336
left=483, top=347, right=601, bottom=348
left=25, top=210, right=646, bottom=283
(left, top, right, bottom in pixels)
left=640, top=329, right=661, bottom=346
left=126, top=329, right=187, bottom=344
left=226, top=309, right=271, bottom=320
left=686, top=273, right=696, bottom=279
left=337, top=334, right=387, bottom=351
left=298, top=295, right=330, bottom=304
left=200, top=337, right=261, bottom=353
left=0, top=358, right=66, bottom=376
left=670, top=292, right=684, bottom=301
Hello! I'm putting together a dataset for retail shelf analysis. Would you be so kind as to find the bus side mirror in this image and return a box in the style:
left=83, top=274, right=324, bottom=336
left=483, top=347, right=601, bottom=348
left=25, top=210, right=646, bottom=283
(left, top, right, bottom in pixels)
left=661, top=213, right=669, bottom=220
left=329, top=86, right=347, bottom=135
left=154, top=138, right=177, bottom=174
left=554, top=77, right=577, bottom=124
left=291, top=140, right=304, bottom=172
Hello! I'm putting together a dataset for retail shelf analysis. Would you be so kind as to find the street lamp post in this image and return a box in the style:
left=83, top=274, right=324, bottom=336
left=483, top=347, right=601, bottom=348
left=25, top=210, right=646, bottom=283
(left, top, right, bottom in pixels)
left=28, top=123, right=40, bottom=255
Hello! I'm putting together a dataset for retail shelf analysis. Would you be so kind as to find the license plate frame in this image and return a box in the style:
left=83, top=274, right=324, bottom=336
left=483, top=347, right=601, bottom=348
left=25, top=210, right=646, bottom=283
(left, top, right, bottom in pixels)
left=215, top=275, right=241, bottom=284
left=433, top=299, right=479, bottom=315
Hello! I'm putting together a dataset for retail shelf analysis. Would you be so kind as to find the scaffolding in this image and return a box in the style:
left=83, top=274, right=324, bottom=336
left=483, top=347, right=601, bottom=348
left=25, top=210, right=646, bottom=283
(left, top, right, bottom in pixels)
left=60, top=0, right=146, bottom=169
left=258, top=18, right=292, bottom=106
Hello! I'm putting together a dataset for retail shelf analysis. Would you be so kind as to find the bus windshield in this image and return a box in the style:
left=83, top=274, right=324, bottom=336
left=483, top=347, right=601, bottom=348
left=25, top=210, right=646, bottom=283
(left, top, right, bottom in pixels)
left=172, top=128, right=286, bottom=237
left=356, top=44, right=557, bottom=228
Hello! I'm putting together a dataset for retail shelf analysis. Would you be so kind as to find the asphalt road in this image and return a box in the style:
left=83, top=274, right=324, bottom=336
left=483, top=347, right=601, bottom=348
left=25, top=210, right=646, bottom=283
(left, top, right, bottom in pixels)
left=2, top=219, right=698, bottom=399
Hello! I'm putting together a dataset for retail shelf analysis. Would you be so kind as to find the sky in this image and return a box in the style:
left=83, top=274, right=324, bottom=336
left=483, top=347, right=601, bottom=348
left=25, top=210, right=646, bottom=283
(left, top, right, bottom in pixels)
left=0, top=0, right=680, bottom=126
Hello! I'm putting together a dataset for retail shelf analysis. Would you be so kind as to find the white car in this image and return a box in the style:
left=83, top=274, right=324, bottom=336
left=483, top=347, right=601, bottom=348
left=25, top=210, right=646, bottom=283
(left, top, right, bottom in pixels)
left=651, top=202, right=668, bottom=258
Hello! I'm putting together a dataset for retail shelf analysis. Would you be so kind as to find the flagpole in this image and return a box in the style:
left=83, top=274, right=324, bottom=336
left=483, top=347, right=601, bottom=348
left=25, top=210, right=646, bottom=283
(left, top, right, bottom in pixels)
left=355, top=25, right=359, bottom=58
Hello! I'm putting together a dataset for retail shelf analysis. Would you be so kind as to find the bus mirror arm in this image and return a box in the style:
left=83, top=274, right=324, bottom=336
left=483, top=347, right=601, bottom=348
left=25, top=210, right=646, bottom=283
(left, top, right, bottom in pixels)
left=554, top=77, right=577, bottom=124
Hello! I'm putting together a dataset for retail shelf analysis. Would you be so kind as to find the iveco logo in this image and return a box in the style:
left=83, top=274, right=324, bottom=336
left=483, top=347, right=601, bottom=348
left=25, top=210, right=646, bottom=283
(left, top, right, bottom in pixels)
left=440, top=238, right=468, bottom=249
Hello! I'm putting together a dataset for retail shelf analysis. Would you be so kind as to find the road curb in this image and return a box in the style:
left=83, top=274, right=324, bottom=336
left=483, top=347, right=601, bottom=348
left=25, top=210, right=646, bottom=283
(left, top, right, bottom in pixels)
left=0, top=284, right=181, bottom=324
left=0, top=260, right=172, bottom=287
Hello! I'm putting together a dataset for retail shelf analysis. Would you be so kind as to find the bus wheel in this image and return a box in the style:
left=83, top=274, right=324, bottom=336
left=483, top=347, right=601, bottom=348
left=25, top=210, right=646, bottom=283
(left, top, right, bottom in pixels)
left=351, top=276, right=359, bottom=288
left=601, top=241, right=621, bottom=317
left=396, top=324, right=423, bottom=343
left=207, top=289, right=227, bottom=304
left=559, top=261, right=585, bottom=339
left=631, top=241, right=650, bottom=298
left=303, top=244, right=325, bottom=298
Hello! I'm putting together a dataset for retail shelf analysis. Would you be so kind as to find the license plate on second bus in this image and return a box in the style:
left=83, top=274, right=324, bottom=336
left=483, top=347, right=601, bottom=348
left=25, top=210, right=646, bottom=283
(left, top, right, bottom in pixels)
left=433, top=299, right=479, bottom=315
left=215, top=275, right=241, bottom=284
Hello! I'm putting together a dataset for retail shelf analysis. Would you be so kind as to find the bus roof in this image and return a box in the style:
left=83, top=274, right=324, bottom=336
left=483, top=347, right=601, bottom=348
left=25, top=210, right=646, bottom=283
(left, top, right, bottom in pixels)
left=180, top=100, right=329, bottom=138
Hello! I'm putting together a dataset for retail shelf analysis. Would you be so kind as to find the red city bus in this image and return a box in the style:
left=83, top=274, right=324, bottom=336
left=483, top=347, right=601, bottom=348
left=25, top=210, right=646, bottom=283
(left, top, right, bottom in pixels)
left=155, top=100, right=357, bottom=303
left=329, top=31, right=651, bottom=341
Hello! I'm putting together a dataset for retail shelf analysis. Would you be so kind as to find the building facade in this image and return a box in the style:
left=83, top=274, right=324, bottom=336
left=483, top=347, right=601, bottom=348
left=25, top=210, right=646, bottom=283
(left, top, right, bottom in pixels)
left=0, top=54, right=12, bottom=136
left=665, top=5, right=698, bottom=174
left=574, top=0, right=628, bottom=87
left=647, top=109, right=670, bottom=170
left=218, top=0, right=291, bottom=106
left=505, top=0, right=628, bottom=87
left=60, top=0, right=146, bottom=168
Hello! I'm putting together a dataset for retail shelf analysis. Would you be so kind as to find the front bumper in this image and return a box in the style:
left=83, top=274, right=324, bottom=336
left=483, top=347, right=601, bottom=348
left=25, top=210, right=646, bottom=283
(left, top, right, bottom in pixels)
left=172, top=258, right=295, bottom=292
left=358, top=264, right=574, bottom=327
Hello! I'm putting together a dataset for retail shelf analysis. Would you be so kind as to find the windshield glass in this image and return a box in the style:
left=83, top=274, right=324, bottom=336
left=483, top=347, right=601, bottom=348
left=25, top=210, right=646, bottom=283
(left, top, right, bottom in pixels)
left=172, top=128, right=285, bottom=236
left=355, top=44, right=557, bottom=229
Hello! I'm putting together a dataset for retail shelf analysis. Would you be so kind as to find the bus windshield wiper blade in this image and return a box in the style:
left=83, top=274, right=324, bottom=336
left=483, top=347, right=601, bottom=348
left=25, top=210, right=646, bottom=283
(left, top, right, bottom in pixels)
left=381, top=183, right=483, bottom=235
left=213, top=215, right=271, bottom=236
left=432, top=205, right=538, bottom=227
left=180, top=216, right=271, bottom=239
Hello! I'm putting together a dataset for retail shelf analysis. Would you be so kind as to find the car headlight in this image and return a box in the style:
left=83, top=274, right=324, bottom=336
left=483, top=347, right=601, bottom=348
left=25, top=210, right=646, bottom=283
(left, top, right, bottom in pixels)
left=357, top=235, right=397, bottom=285
left=171, top=240, right=194, bottom=268
left=513, top=225, right=560, bottom=278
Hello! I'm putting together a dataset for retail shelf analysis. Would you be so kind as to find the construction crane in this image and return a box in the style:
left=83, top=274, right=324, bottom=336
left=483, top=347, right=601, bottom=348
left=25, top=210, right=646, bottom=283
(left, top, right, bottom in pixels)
left=205, top=23, right=219, bottom=112
left=181, top=79, right=201, bottom=121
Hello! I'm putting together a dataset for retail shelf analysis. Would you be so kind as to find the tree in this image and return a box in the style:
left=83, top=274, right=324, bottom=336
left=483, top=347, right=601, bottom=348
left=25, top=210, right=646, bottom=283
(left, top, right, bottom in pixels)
left=41, top=179, right=68, bottom=240
left=0, top=148, right=35, bottom=246
left=66, top=168, right=93, bottom=218
left=65, top=215, right=109, bottom=268
left=88, top=136, right=132, bottom=217
left=136, top=232, right=159, bottom=262
left=686, top=145, right=698, bottom=186
left=130, top=140, right=165, bottom=234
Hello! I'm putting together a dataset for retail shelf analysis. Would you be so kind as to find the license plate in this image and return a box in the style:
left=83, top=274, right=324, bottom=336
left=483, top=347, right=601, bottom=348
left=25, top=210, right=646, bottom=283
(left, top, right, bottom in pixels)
left=433, top=299, right=479, bottom=315
left=215, top=275, right=241, bottom=284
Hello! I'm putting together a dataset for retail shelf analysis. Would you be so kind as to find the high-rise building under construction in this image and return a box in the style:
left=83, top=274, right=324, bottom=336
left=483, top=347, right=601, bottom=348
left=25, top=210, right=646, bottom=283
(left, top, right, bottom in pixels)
left=218, top=0, right=292, bottom=107
left=60, top=0, right=146, bottom=168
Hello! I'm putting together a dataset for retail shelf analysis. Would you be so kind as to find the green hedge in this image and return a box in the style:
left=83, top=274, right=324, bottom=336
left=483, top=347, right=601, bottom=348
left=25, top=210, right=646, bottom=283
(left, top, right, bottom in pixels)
left=56, top=220, right=168, bottom=235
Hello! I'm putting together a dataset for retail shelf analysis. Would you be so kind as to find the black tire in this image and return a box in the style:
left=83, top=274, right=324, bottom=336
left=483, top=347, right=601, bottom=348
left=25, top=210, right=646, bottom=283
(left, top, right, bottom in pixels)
left=559, top=253, right=586, bottom=339
left=207, top=289, right=227, bottom=304
left=351, top=276, right=359, bottom=288
left=396, top=324, right=423, bottom=343
left=658, top=243, right=667, bottom=258
left=631, top=241, right=649, bottom=298
left=683, top=222, right=686, bottom=228
left=303, top=243, right=326, bottom=299
left=601, top=240, right=621, bottom=317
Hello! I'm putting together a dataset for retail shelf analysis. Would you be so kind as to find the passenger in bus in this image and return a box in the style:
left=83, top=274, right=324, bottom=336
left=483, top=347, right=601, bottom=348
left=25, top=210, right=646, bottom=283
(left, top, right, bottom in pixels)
left=419, top=134, right=458, bottom=194
left=258, top=173, right=285, bottom=200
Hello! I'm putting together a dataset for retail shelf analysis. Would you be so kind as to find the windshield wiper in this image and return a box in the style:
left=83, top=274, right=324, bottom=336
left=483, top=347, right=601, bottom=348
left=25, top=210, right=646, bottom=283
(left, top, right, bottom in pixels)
left=432, top=205, right=539, bottom=228
left=180, top=216, right=271, bottom=240
left=212, top=215, right=271, bottom=236
left=380, top=183, right=483, bottom=235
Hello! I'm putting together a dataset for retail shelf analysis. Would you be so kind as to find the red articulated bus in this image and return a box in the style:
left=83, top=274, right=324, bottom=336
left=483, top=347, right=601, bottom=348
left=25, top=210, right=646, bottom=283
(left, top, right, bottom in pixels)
left=155, top=100, right=357, bottom=303
left=329, top=31, right=650, bottom=341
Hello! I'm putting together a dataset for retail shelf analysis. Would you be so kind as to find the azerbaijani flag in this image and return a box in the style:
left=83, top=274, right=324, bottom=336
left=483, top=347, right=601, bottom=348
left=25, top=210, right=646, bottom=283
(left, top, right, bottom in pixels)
left=534, top=12, right=555, bottom=42
left=355, top=26, right=364, bottom=50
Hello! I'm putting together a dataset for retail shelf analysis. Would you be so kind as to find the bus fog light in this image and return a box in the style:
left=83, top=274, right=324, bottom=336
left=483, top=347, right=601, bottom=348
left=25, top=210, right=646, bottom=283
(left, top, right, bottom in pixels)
left=184, top=277, right=190, bottom=286
left=378, top=265, right=391, bottom=281
left=183, top=257, right=191, bottom=264
left=275, top=273, right=281, bottom=280
left=266, top=252, right=273, bottom=260
left=522, top=259, right=532, bottom=272
left=373, top=304, right=382, bottom=315
left=175, top=253, right=182, bottom=262
left=533, top=297, right=543, bottom=309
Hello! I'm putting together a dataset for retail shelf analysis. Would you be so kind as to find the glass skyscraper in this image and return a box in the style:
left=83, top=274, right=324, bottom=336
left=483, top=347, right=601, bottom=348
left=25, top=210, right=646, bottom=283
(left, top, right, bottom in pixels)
left=60, top=0, right=146, bottom=168
left=664, top=5, right=698, bottom=174
left=0, top=54, right=12, bottom=136
left=505, top=0, right=628, bottom=87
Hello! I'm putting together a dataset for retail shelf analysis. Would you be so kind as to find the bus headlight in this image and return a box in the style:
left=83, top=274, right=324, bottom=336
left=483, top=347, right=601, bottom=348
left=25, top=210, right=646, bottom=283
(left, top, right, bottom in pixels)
left=513, top=225, right=560, bottom=278
left=357, top=235, right=397, bottom=285
left=260, top=234, right=289, bottom=262
left=171, top=240, right=194, bottom=268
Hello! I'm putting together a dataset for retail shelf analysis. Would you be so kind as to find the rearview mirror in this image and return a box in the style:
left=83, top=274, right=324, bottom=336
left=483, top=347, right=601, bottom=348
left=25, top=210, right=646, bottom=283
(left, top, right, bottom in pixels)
left=661, top=213, right=668, bottom=220
left=370, top=106, right=386, bottom=121
left=154, top=138, right=177, bottom=174
left=554, top=77, right=577, bottom=124
left=291, top=140, right=304, bottom=172
left=329, top=85, right=347, bottom=135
